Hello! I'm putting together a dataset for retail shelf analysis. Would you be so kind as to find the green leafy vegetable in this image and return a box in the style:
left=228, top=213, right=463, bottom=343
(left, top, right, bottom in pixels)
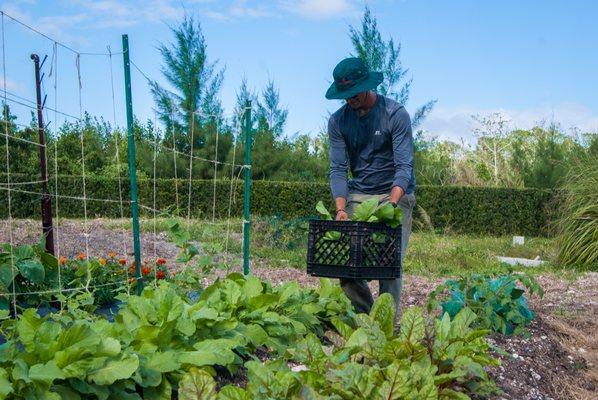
left=427, top=270, right=544, bottom=335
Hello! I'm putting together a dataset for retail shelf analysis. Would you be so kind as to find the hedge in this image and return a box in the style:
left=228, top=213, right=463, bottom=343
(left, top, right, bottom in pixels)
left=0, top=176, right=554, bottom=236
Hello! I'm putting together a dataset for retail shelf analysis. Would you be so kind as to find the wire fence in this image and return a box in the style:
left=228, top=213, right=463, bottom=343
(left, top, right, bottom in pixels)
left=0, top=10, right=253, bottom=314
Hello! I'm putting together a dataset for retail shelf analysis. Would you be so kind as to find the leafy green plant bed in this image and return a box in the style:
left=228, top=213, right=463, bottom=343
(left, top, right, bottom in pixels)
left=427, top=270, right=544, bottom=335
left=0, top=240, right=171, bottom=312
left=0, top=219, right=222, bottom=313
left=0, top=274, right=356, bottom=399
left=0, top=276, right=502, bottom=399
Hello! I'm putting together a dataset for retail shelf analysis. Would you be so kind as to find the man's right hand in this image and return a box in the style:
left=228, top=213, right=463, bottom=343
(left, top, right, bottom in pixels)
left=336, top=210, right=348, bottom=221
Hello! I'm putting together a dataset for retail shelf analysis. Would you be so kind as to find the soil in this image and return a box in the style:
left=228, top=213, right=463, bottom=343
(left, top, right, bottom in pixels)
left=2, top=219, right=597, bottom=399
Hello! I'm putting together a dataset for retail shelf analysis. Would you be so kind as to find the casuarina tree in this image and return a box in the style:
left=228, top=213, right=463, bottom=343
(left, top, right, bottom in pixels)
left=349, top=6, right=436, bottom=128
left=150, top=15, right=225, bottom=155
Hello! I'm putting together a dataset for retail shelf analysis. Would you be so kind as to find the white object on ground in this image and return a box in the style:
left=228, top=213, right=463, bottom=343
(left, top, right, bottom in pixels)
left=290, top=364, right=308, bottom=372
left=512, top=236, right=525, bottom=245
left=497, top=256, right=545, bottom=267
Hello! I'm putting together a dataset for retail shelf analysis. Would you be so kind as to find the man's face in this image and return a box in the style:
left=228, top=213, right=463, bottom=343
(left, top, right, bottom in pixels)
left=346, top=91, right=368, bottom=110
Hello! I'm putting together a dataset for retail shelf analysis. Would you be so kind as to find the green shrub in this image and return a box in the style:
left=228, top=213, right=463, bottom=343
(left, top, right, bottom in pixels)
left=0, top=175, right=554, bottom=236
left=556, top=156, right=598, bottom=269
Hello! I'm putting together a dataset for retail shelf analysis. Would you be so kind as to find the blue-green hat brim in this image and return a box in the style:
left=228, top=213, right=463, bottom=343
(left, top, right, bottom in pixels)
left=325, top=71, right=383, bottom=100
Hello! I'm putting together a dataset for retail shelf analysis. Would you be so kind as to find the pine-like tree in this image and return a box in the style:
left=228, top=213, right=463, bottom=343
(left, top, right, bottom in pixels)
left=349, top=6, right=436, bottom=127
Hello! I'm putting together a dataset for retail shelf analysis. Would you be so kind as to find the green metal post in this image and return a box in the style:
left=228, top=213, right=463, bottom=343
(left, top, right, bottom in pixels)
left=122, top=34, right=143, bottom=294
left=242, top=100, right=252, bottom=275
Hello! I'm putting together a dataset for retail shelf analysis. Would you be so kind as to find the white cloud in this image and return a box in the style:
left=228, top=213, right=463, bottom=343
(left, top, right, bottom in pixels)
left=66, top=0, right=185, bottom=27
left=419, top=103, right=598, bottom=143
left=3, top=77, right=24, bottom=92
left=1, top=2, right=88, bottom=45
left=0, top=0, right=188, bottom=45
left=279, top=0, right=357, bottom=19
left=229, top=0, right=274, bottom=18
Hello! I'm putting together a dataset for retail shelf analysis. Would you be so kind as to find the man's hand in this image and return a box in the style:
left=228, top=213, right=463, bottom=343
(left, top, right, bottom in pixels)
left=336, top=210, right=349, bottom=221
left=389, top=186, right=404, bottom=206
left=334, top=197, right=348, bottom=220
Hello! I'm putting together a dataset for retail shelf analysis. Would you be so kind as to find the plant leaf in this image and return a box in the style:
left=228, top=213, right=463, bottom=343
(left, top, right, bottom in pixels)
left=315, top=201, right=333, bottom=220
left=88, top=355, right=139, bottom=385
left=398, top=307, right=425, bottom=343
left=0, top=368, right=13, bottom=399
left=17, top=259, right=45, bottom=284
left=147, top=351, right=181, bottom=373
left=370, top=293, right=395, bottom=338
left=178, top=368, right=217, bottom=400
left=28, top=360, right=65, bottom=384
left=217, top=385, right=248, bottom=399
left=353, top=199, right=379, bottom=222
left=179, top=339, right=237, bottom=367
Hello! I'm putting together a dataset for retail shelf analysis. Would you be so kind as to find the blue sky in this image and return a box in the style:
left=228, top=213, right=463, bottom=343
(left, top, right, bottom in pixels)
left=1, top=0, right=597, bottom=142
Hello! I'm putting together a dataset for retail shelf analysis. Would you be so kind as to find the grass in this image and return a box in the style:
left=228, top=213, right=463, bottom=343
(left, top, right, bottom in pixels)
left=105, top=216, right=568, bottom=278
left=556, top=155, right=598, bottom=269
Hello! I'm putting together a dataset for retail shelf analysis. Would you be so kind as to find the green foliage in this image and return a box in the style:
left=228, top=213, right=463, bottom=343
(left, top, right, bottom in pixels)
left=556, top=155, right=598, bottom=269
left=428, top=270, right=544, bottom=335
left=414, top=185, right=553, bottom=236
left=179, top=368, right=217, bottom=399
left=349, top=6, right=436, bottom=128
left=0, top=240, right=56, bottom=310
left=167, top=219, right=200, bottom=264
left=149, top=15, right=225, bottom=154
left=0, top=274, right=357, bottom=398
left=0, top=269, right=504, bottom=399
left=0, top=240, right=176, bottom=311
left=212, top=298, right=498, bottom=399
left=1, top=177, right=555, bottom=236
left=316, top=199, right=403, bottom=227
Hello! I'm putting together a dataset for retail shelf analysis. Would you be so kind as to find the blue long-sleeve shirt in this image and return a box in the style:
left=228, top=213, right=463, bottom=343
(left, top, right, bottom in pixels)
left=328, top=95, right=415, bottom=199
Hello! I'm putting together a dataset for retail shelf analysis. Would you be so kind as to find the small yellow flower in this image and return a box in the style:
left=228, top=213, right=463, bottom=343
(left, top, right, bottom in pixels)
left=99, top=257, right=107, bottom=266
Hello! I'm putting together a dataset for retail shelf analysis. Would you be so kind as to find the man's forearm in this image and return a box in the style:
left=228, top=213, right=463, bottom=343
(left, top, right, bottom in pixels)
left=335, top=197, right=347, bottom=212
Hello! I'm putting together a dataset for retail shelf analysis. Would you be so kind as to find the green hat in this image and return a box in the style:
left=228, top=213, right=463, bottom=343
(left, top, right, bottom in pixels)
left=325, top=57, right=383, bottom=100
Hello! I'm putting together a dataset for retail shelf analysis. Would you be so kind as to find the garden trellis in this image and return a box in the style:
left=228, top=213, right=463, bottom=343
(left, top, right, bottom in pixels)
left=0, top=10, right=253, bottom=314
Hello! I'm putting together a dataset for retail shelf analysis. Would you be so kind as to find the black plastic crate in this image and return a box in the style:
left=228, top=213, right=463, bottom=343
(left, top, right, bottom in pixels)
left=307, top=219, right=402, bottom=280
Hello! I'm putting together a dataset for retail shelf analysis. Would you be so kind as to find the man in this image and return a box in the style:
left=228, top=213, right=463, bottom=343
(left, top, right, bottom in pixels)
left=325, top=57, right=416, bottom=315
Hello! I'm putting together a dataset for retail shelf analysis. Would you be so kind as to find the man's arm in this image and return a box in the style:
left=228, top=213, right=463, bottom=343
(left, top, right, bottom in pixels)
left=389, top=107, right=414, bottom=204
left=328, top=116, right=349, bottom=220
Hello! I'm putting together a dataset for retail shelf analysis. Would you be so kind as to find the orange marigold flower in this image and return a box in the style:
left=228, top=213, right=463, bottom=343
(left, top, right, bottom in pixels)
left=128, top=266, right=136, bottom=274
left=141, top=267, right=152, bottom=276
left=98, top=257, right=107, bottom=266
left=108, top=251, right=117, bottom=259
left=119, top=258, right=127, bottom=265
left=58, top=256, right=68, bottom=265
left=156, top=270, right=166, bottom=280
left=76, top=252, right=86, bottom=261
left=156, top=258, right=166, bottom=265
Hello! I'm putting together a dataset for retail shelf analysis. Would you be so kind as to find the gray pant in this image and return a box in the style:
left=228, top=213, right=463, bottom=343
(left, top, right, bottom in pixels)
left=340, top=192, right=415, bottom=316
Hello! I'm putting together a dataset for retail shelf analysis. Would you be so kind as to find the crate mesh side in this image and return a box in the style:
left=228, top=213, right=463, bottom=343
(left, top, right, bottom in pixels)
left=312, top=234, right=351, bottom=266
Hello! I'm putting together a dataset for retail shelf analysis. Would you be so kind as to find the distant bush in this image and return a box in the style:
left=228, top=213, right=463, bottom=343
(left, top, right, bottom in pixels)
left=0, top=176, right=554, bottom=236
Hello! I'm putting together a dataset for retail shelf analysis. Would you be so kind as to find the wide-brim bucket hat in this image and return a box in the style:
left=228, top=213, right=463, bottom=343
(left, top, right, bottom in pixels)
left=325, top=57, right=383, bottom=100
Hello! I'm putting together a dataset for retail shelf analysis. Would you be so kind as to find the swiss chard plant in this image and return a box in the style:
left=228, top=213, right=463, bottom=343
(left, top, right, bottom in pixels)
left=316, top=198, right=403, bottom=227
left=215, top=294, right=499, bottom=399
left=427, top=270, right=544, bottom=335
left=316, top=199, right=403, bottom=243
left=0, top=272, right=359, bottom=399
